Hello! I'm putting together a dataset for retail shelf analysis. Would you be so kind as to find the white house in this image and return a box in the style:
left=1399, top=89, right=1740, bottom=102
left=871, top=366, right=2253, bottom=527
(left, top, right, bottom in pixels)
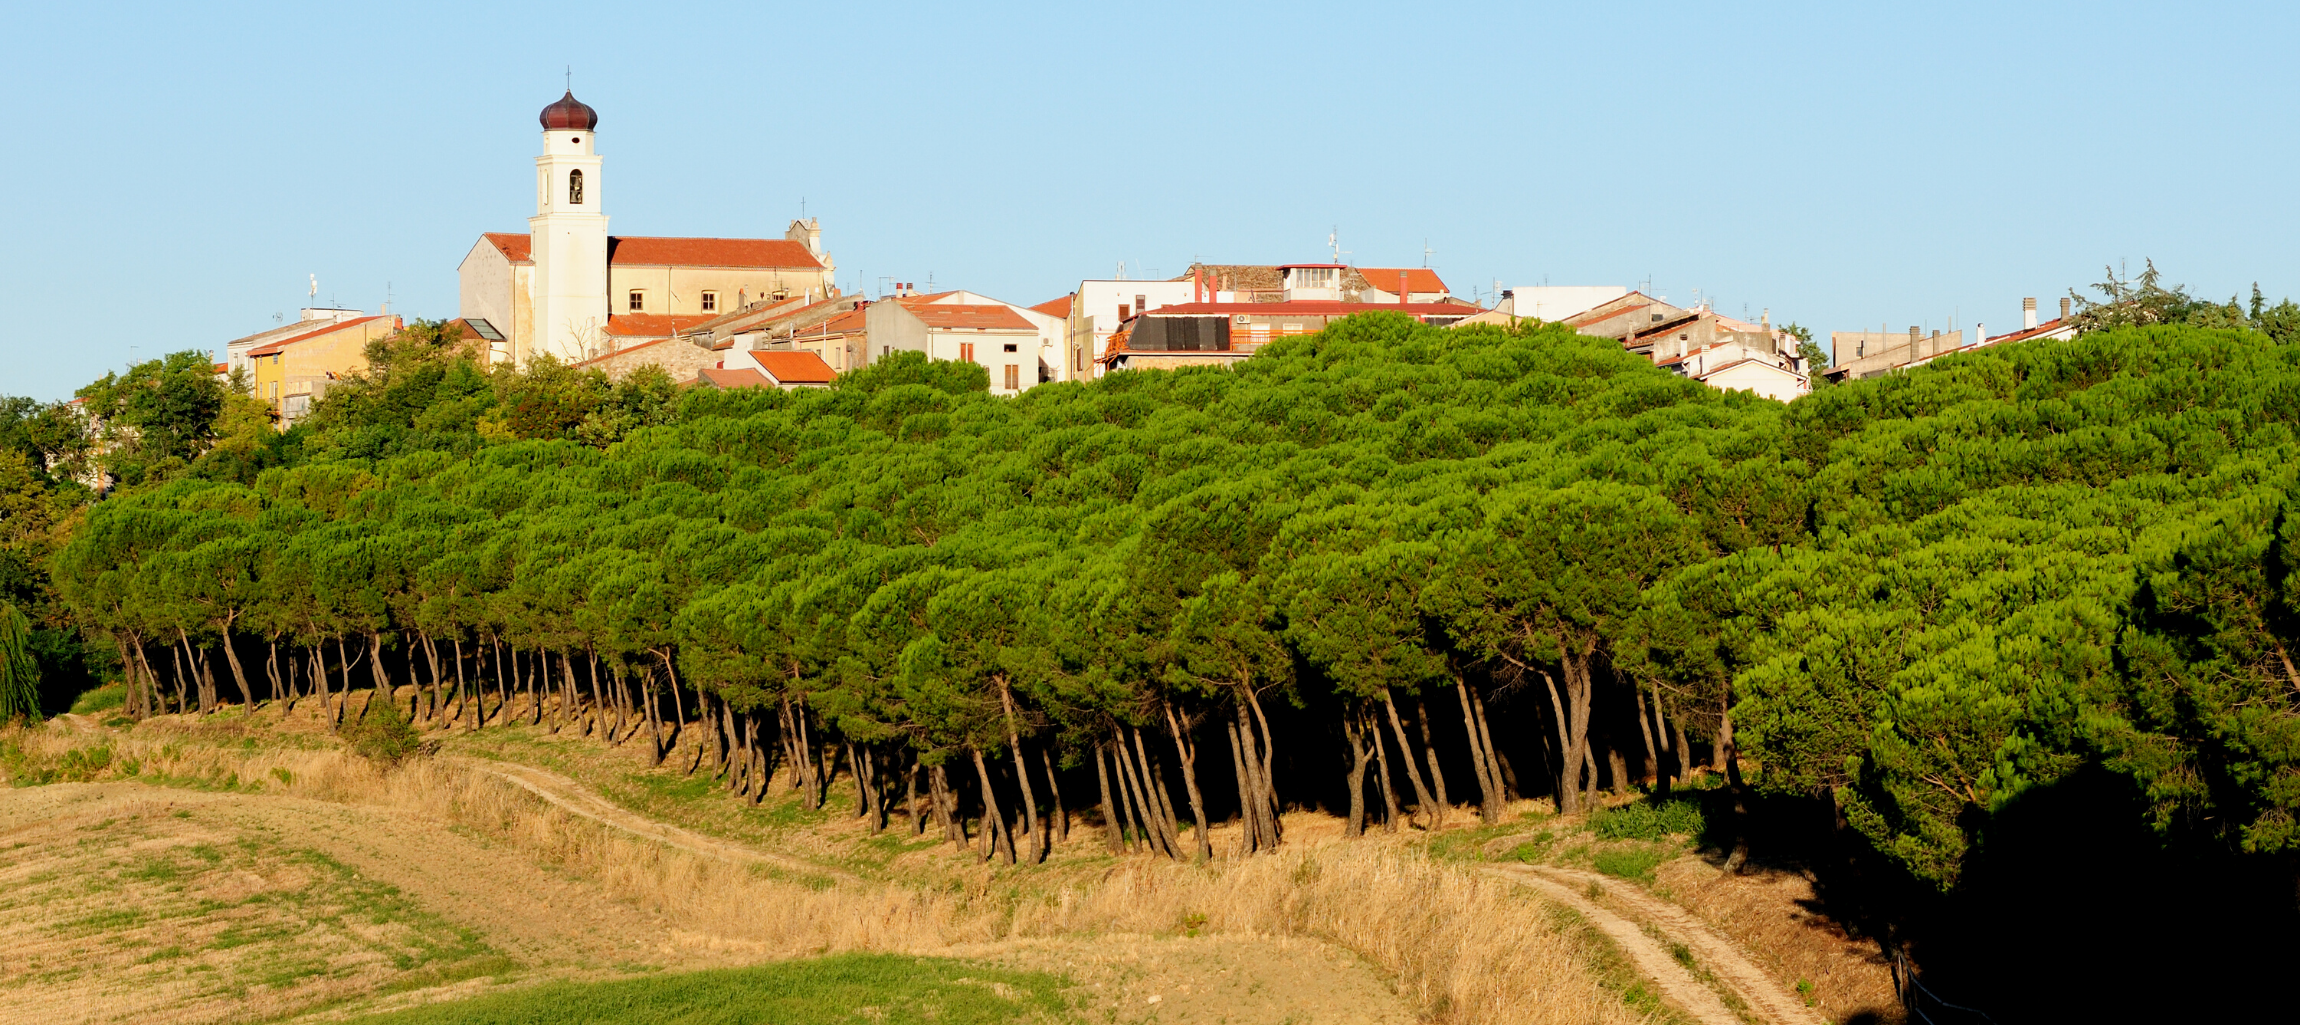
left=864, top=291, right=1066, bottom=395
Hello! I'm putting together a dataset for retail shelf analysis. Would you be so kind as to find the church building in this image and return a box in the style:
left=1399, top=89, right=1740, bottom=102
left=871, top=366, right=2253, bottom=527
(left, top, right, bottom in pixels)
left=458, top=91, right=837, bottom=365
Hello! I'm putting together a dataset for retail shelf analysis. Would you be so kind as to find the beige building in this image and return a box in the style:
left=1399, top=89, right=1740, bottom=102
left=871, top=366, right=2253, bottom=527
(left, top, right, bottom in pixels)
left=457, top=91, right=836, bottom=366
left=245, top=315, right=403, bottom=424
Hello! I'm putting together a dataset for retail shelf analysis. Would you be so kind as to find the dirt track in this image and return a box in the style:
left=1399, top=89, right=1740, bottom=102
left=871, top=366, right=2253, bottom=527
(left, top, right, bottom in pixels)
left=1490, top=863, right=1823, bottom=1025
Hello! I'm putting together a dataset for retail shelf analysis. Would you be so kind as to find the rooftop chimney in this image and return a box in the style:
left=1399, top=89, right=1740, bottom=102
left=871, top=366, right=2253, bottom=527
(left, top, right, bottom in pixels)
left=2023, top=297, right=2038, bottom=330
left=2059, top=297, right=2071, bottom=321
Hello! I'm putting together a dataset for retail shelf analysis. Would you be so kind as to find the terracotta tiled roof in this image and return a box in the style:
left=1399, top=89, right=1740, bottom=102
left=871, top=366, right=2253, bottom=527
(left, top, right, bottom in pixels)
left=815, top=308, right=869, bottom=334
left=1144, top=300, right=1484, bottom=317
left=604, top=314, right=716, bottom=337
left=753, top=350, right=837, bottom=384
left=1356, top=268, right=1449, bottom=294
left=608, top=236, right=822, bottom=269
left=1031, top=295, right=1074, bottom=318
left=904, top=304, right=1036, bottom=330
left=483, top=232, right=532, bottom=263
left=245, top=315, right=394, bottom=357
left=479, top=234, right=824, bottom=269
left=213, top=362, right=229, bottom=375
left=1980, top=318, right=2072, bottom=346
left=695, top=367, right=771, bottom=390
left=573, top=338, right=671, bottom=369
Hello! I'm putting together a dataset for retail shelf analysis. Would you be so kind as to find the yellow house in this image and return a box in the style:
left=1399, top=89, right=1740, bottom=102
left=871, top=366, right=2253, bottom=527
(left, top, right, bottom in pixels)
left=246, top=315, right=402, bottom=425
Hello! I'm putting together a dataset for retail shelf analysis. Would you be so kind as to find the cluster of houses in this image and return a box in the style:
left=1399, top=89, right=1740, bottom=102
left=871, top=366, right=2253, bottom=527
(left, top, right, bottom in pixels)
left=217, top=91, right=2074, bottom=425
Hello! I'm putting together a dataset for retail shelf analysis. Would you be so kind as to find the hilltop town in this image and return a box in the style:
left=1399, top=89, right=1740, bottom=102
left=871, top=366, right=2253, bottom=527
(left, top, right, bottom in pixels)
left=217, top=91, right=2080, bottom=426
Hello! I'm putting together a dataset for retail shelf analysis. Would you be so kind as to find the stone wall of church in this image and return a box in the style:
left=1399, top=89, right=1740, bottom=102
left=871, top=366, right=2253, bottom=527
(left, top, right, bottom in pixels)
left=581, top=337, right=721, bottom=384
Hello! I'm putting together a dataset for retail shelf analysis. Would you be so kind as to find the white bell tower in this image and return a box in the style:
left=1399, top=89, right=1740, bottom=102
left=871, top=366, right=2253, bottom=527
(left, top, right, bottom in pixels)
left=529, top=91, right=609, bottom=363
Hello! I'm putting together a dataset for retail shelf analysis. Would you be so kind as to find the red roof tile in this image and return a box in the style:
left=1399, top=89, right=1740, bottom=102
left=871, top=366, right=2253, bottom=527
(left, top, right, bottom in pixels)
left=479, top=233, right=823, bottom=270
left=752, top=350, right=837, bottom=384
left=1357, top=268, right=1449, bottom=294
left=1031, top=295, right=1074, bottom=318
left=213, top=362, right=229, bottom=375
left=608, top=236, right=822, bottom=269
left=904, top=304, right=1036, bottom=330
left=483, top=232, right=532, bottom=263
left=604, top=314, right=716, bottom=337
left=245, top=315, right=394, bottom=356
left=695, top=367, right=771, bottom=390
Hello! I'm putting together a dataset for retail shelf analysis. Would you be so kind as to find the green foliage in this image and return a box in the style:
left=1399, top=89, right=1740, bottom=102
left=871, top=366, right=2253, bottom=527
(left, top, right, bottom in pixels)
left=75, top=350, right=230, bottom=488
left=344, top=693, right=420, bottom=765
left=341, top=953, right=1067, bottom=1025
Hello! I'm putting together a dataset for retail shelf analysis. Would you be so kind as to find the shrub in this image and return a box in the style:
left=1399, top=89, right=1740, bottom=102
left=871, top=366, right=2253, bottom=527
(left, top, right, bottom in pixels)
left=1590, top=797, right=1705, bottom=842
left=344, top=694, right=420, bottom=765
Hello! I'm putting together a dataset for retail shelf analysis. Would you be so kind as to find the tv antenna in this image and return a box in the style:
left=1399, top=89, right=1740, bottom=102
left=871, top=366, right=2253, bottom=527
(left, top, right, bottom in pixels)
left=1422, top=239, right=1434, bottom=267
left=1327, top=228, right=1350, bottom=264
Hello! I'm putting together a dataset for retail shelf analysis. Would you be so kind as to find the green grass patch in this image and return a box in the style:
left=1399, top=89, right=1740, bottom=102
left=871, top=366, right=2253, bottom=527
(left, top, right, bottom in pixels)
left=69, top=683, right=127, bottom=715
left=1592, top=845, right=1668, bottom=883
left=1588, top=797, right=1704, bottom=842
left=341, top=953, right=1071, bottom=1025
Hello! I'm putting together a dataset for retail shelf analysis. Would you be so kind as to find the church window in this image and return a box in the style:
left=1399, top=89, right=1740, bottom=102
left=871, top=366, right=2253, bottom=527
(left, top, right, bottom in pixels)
left=701, top=291, right=717, bottom=312
left=629, top=290, right=645, bottom=312
left=569, top=169, right=585, bottom=205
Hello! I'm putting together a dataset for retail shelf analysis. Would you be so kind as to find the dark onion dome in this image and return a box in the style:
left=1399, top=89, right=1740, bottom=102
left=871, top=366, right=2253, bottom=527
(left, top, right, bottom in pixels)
left=539, top=91, right=599, bottom=131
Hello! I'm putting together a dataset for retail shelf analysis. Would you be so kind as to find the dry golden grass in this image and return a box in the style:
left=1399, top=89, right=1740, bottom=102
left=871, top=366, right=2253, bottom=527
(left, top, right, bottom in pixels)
left=3, top=715, right=1639, bottom=1025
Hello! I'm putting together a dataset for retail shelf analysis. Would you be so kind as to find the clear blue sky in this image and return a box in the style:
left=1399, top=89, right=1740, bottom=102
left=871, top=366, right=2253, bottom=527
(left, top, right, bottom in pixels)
left=4, top=1, right=2293, bottom=400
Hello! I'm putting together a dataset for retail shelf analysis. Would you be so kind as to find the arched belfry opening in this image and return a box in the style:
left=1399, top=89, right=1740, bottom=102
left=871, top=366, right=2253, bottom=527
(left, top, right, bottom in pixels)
left=569, top=169, right=585, bottom=205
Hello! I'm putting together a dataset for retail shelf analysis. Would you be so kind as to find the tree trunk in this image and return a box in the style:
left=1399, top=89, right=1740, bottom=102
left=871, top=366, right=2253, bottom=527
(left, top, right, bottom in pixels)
left=1109, top=739, right=1149, bottom=853
left=1343, top=708, right=1373, bottom=838
left=1456, top=677, right=1503, bottom=824
left=1414, top=696, right=1451, bottom=822
left=1095, top=742, right=1125, bottom=853
left=928, top=761, right=962, bottom=846
left=1541, top=668, right=1578, bottom=813
left=1369, top=709, right=1401, bottom=832
left=1240, top=687, right=1283, bottom=845
left=904, top=753, right=921, bottom=835
left=971, top=747, right=1015, bottom=865
left=1226, top=714, right=1269, bottom=854
left=1713, top=698, right=1733, bottom=773
left=1041, top=747, right=1068, bottom=844
left=1380, top=690, right=1440, bottom=829
left=1634, top=687, right=1658, bottom=785
left=214, top=627, right=255, bottom=713
left=1161, top=703, right=1213, bottom=862
left=264, top=640, right=281, bottom=706
left=1117, top=728, right=1175, bottom=858
left=996, top=677, right=1046, bottom=862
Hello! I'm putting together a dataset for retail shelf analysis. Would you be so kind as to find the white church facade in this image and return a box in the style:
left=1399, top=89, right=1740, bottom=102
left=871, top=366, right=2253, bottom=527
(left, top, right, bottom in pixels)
left=458, top=91, right=838, bottom=365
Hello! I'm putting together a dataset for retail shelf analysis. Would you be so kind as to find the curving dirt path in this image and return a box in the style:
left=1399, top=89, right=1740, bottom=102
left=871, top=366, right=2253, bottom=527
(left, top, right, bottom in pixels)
left=1489, top=863, right=1824, bottom=1025
left=442, top=755, right=852, bottom=881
